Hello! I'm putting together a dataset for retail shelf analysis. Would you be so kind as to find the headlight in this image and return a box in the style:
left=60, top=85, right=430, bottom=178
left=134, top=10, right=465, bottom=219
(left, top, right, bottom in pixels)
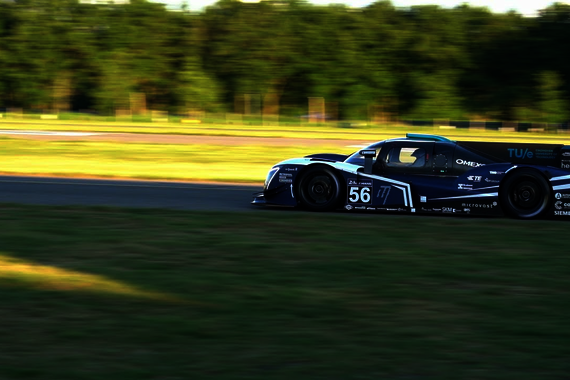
left=264, top=167, right=279, bottom=189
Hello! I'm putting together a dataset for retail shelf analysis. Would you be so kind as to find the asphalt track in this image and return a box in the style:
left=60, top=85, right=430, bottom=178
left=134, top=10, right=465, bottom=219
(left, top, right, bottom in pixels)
left=0, top=128, right=362, bottom=212
left=0, top=175, right=263, bottom=212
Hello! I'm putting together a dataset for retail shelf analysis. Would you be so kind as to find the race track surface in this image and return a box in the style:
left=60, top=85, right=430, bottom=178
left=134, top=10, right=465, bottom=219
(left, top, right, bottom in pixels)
left=0, top=175, right=263, bottom=212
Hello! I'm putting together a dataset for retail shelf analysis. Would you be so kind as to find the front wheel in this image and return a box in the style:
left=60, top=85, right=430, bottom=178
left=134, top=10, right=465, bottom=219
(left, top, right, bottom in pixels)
left=297, top=166, right=342, bottom=211
left=500, top=169, right=550, bottom=219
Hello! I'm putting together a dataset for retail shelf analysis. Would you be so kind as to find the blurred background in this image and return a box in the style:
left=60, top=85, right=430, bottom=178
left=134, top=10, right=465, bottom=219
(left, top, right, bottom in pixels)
left=0, top=0, right=569, bottom=124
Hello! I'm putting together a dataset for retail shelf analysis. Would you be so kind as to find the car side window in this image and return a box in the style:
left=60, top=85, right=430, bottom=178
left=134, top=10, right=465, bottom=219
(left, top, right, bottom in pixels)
left=386, top=147, right=426, bottom=168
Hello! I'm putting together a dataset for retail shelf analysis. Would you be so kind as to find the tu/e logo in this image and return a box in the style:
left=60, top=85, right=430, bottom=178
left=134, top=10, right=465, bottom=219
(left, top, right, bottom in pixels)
left=508, top=148, right=533, bottom=159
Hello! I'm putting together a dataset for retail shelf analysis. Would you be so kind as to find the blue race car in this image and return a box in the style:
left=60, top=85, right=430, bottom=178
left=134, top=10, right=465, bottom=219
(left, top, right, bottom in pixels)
left=252, top=133, right=570, bottom=219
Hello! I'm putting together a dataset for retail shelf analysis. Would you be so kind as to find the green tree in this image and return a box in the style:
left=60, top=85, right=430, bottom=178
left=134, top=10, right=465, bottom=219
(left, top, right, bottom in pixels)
left=538, top=71, right=569, bottom=123
left=179, top=57, right=223, bottom=112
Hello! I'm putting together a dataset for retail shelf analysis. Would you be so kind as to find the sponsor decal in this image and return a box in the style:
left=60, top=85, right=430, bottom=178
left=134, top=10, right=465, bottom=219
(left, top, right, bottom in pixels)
left=360, top=149, right=376, bottom=156
left=467, top=175, right=482, bottom=182
left=284, top=167, right=298, bottom=171
left=535, top=149, right=556, bottom=159
left=376, top=186, right=391, bottom=205
left=561, top=160, right=570, bottom=169
left=563, top=152, right=570, bottom=157
left=279, top=173, right=292, bottom=178
left=279, top=178, right=293, bottom=183
left=354, top=206, right=366, bottom=210
left=508, top=148, right=556, bottom=160
left=555, top=193, right=570, bottom=199
left=420, top=196, right=427, bottom=203
left=443, top=207, right=454, bottom=213
left=345, top=205, right=353, bottom=210
left=421, top=207, right=432, bottom=212
left=458, top=184, right=473, bottom=190
left=464, top=208, right=471, bottom=213
left=554, top=211, right=570, bottom=216
left=485, top=178, right=500, bottom=183
left=348, top=179, right=372, bottom=186
left=489, top=171, right=504, bottom=175
left=555, top=201, right=570, bottom=210
left=348, top=178, right=373, bottom=204
left=461, top=202, right=497, bottom=208
left=432, top=208, right=442, bottom=212
left=366, top=207, right=376, bottom=210
left=456, top=159, right=485, bottom=168
left=508, top=148, right=533, bottom=159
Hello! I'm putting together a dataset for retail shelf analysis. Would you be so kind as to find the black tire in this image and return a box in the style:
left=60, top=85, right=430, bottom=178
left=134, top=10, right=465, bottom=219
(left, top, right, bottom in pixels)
left=296, top=166, right=342, bottom=211
left=500, top=169, right=550, bottom=219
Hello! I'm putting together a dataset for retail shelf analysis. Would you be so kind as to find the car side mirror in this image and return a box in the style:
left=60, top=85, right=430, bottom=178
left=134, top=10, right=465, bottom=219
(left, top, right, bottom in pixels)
left=360, top=149, right=376, bottom=174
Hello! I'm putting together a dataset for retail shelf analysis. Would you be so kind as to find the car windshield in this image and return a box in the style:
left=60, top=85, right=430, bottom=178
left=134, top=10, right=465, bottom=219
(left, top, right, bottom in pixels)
left=344, top=142, right=383, bottom=166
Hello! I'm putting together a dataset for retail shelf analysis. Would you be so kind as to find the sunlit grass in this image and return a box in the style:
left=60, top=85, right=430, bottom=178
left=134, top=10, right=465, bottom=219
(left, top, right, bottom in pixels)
left=1, top=120, right=570, bottom=182
left=0, top=253, right=181, bottom=302
left=2, top=118, right=570, bottom=143
left=0, top=138, right=353, bottom=182
left=0, top=155, right=270, bottom=182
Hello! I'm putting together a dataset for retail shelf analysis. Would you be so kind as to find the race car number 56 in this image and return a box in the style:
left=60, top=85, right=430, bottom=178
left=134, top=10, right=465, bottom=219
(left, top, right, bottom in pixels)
left=348, top=186, right=371, bottom=204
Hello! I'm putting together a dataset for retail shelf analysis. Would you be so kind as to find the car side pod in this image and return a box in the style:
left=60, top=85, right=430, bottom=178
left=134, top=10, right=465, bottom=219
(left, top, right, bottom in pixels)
left=360, top=149, right=376, bottom=174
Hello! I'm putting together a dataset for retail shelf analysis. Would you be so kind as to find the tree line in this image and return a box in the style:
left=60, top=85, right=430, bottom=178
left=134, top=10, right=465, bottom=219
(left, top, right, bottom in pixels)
left=1, top=0, right=570, bottom=122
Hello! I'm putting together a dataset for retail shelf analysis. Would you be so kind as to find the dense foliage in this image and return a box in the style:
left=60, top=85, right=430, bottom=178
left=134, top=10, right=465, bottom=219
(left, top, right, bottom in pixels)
left=0, top=0, right=569, bottom=121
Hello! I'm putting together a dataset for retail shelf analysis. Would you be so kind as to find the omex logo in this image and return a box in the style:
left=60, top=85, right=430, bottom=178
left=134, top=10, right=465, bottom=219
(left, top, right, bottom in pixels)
left=456, top=159, right=484, bottom=167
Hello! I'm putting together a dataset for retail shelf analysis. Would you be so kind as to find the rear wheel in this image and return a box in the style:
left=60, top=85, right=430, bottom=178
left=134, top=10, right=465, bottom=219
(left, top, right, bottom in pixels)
left=500, top=169, right=550, bottom=219
left=297, top=166, right=342, bottom=211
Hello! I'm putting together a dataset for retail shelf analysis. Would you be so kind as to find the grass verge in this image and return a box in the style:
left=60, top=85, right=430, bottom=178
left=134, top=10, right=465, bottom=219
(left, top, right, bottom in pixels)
left=0, top=138, right=356, bottom=183
left=0, top=204, right=569, bottom=379
left=3, top=127, right=570, bottom=183
left=3, top=118, right=570, bottom=143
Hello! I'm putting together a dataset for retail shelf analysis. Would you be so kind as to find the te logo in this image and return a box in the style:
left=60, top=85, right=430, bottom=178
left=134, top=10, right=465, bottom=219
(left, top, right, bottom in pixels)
left=508, top=148, right=533, bottom=159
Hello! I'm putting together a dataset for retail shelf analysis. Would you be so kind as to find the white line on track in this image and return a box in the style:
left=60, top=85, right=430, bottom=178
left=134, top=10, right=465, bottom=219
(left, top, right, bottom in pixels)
left=0, top=130, right=103, bottom=136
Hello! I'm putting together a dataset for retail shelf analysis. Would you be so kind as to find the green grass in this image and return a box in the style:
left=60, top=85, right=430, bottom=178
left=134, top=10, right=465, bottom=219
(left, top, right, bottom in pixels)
left=1, top=204, right=569, bottom=379
left=0, top=137, right=355, bottom=183
left=3, top=117, right=570, bottom=143
left=3, top=123, right=570, bottom=183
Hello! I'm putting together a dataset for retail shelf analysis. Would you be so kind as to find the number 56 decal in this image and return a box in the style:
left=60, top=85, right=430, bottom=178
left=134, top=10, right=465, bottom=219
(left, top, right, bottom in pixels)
left=349, top=186, right=371, bottom=203
left=347, top=179, right=373, bottom=204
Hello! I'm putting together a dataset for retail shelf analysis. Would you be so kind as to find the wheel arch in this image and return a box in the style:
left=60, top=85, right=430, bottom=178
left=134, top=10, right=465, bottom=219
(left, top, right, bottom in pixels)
left=294, top=163, right=344, bottom=193
left=499, top=166, right=553, bottom=196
